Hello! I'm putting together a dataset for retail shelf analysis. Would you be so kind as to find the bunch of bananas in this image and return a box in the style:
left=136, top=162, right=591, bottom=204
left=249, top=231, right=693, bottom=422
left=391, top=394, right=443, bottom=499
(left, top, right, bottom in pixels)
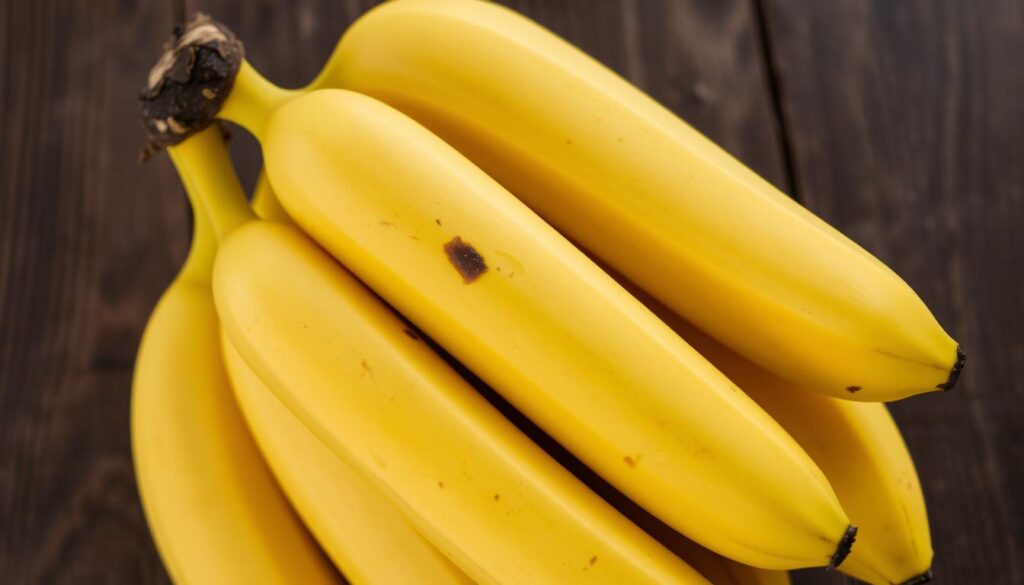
left=133, top=2, right=962, bottom=584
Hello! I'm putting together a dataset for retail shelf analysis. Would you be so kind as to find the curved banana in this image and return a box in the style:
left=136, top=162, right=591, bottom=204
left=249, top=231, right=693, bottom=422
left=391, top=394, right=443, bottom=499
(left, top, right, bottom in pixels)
left=490, top=384, right=791, bottom=585
left=223, top=340, right=475, bottom=585
left=636, top=286, right=933, bottom=585
left=250, top=43, right=783, bottom=585
left=131, top=125, right=340, bottom=584
left=213, top=218, right=707, bottom=585
left=326, top=0, right=963, bottom=401
left=171, top=121, right=475, bottom=584
left=215, top=61, right=855, bottom=568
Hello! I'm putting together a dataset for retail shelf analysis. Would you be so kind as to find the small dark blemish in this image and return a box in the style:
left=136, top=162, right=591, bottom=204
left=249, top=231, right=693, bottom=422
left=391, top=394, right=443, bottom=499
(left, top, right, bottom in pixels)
left=378, top=220, right=394, bottom=227
left=435, top=218, right=442, bottom=226
left=361, top=359, right=373, bottom=378
left=437, top=481, right=444, bottom=489
left=589, top=556, right=597, bottom=566
left=623, top=456, right=637, bottom=469
left=403, top=328, right=420, bottom=340
left=565, top=138, right=574, bottom=145
left=409, top=235, right=419, bottom=241
left=444, top=236, right=488, bottom=283
left=846, top=385, right=861, bottom=394
left=493, top=493, right=500, bottom=501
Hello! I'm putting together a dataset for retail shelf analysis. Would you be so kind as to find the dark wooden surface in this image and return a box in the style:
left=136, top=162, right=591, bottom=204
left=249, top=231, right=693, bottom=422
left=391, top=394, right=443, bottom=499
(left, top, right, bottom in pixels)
left=1, top=0, right=1021, bottom=583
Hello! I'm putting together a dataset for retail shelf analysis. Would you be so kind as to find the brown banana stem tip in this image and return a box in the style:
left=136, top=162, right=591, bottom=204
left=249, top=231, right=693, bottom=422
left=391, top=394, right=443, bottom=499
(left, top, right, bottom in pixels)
left=900, top=570, right=934, bottom=585
left=139, top=12, right=242, bottom=156
left=937, top=345, right=966, bottom=391
left=827, top=525, right=857, bottom=570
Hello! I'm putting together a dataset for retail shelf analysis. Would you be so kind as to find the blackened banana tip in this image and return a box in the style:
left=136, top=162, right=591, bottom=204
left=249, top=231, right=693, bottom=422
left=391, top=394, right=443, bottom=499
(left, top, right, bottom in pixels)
left=899, top=569, right=934, bottom=585
left=938, top=345, right=966, bottom=391
left=828, top=525, right=857, bottom=570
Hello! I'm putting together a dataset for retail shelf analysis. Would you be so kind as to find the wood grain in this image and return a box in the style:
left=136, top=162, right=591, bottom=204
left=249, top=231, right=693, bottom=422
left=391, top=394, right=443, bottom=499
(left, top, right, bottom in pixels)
left=762, top=0, right=1024, bottom=582
left=0, top=0, right=1018, bottom=583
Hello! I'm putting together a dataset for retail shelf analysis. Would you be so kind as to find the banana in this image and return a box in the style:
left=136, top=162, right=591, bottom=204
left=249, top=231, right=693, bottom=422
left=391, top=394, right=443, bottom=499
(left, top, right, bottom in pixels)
left=131, top=125, right=340, bottom=584
left=209, top=55, right=855, bottom=568
left=481, top=374, right=791, bottom=585
left=222, top=339, right=476, bottom=585
left=173, top=132, right=473, bottom=584
left=325, top=0, right=963, bottom=401
left=249, top=42, right=786, bottom=585
left=146, top=47, right=708, bottom=585
left=631, top=284, right=933, bottom=585
left=212, top=223, right=707, bottom=585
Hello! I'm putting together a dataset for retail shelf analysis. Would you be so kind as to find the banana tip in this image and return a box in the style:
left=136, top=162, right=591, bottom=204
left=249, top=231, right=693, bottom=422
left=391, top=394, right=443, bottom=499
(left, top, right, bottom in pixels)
left=900, top=569, right=934, bottom=585
left=828, top=525, right=857, bottom=570
left=937, top=345, right=966, bottom=391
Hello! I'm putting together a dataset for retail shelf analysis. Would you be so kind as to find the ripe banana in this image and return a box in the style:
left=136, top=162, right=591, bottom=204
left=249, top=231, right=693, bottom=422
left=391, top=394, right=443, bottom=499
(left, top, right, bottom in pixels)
left=214, top=60, right=855, bottom=568
left=131, top=125, right=339, bottom=585
left=326, top=0, right=963, bottom=401
left=144, top=22, right=707, bottom=584
left=222, top=339, right=475, bottom=585
left=212, top=219, right=707, bottom=585
left=170, top=128, right=472, bottom=584
left=634, top=285, right=933, bottom=585
left=482, top=375, right=791, bottom=585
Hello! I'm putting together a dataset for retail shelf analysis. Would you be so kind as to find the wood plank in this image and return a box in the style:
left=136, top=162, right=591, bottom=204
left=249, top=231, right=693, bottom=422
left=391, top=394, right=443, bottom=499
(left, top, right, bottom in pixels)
left=761, top=0, right=1024, bottom=582
left=0, top=0, right=802, bottom=582
left=0, top=1, right=186, bottom=582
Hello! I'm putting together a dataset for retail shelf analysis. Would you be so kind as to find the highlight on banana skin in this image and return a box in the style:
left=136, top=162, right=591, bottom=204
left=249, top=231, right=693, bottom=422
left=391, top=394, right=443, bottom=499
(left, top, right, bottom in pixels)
left=133, top=3, right=960, bottom=584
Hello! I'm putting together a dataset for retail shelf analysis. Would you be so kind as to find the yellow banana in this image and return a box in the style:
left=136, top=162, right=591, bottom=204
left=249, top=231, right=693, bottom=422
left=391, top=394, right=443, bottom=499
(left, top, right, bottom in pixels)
left=634, top=285, right=933, bottom=585
left=169, top=129, right=472, bottom=583
left=222, top=339, right=476, bottom=585
left=144, top=26, right=706, bottom=581
left=486, top=382, right=791, bottom=585
left=212, top=58, right=855, bottom=568
left=212, top=220, right=707, bottom=585
left=326, top=0, right=963, bottom=401
left=251, top=40, right=783, bottom=585
left=130, top=125, right=339, bottom=584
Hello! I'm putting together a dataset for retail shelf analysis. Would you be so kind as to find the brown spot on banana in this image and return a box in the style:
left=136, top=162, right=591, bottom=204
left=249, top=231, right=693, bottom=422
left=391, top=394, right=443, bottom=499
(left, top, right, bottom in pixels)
left=444, top=237, right=487, bottom=283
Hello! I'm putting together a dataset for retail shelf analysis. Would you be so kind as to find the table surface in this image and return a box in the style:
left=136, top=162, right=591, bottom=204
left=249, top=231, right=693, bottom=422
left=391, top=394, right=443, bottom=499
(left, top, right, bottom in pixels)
left=1, top=1, right=1021, bottom=583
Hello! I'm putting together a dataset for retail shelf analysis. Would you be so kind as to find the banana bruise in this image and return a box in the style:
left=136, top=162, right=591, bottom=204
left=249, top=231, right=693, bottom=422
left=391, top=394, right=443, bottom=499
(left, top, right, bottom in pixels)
left=131, top=126, right=340, bottom=585
left=214, top=220, right=707, bottom=585
left=218, top=68, right=854, bottom=567
left=327, top=0, right=963, bottom=401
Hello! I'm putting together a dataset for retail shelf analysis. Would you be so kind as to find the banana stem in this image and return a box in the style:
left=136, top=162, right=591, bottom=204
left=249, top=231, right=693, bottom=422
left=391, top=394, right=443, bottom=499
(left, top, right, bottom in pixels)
left=219, top=61, right=299, bottom=141
left=168, top=125, right=254, bottom=243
